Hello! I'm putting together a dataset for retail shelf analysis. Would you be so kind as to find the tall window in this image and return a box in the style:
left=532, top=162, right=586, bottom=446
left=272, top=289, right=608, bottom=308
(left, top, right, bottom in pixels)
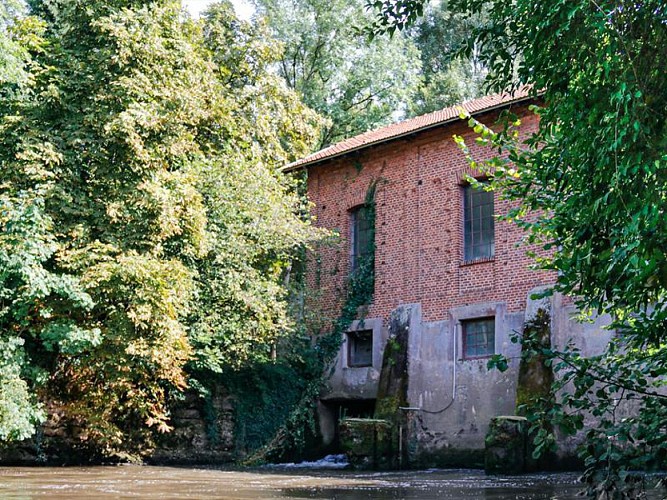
left=463, top=317, right=495, bottom=358
left=351, top=204, right=374, bottom=272
left=463, top=183, right=494, bottom=261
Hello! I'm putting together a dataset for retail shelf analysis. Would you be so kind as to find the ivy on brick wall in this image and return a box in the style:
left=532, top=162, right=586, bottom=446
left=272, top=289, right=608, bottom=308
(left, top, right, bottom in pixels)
left=239, top=180, right=379, bottom=463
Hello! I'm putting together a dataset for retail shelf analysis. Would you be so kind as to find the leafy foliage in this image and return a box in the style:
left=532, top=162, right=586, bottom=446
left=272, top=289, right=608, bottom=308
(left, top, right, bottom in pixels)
left=0, top=194, right=91, bottom=444
left=242, top=180, right=377, bottom=463
left=0, top=0, right=322, bottom=459
left=366, top=0, right=428, bottom=36
left=406, top=1, right=487, bottom=116
left=373, top=0, right=667, bottom=495
left=258, top=0, right=492, bottom=147
left=0, top=337, right=45, bottom=442
left=254, top=0, right=421, bottom=148
left=187, top=1, right=324, bottom=374
left=514, top=330, right=667, bottom=498
left=220, top=361, right=310, bottom=455
left=0, top=0, right=29, bottom=85
left=451, top=1, right=667, bottom=497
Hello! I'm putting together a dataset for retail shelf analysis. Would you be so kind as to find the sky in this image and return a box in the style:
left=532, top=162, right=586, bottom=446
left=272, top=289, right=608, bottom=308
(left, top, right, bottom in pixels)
left=183, top=0, right=254, bottom=19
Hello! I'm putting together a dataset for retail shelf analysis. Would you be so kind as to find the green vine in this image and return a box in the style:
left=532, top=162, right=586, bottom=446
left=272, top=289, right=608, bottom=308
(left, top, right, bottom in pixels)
left=241, top=179, right=378, bottom=464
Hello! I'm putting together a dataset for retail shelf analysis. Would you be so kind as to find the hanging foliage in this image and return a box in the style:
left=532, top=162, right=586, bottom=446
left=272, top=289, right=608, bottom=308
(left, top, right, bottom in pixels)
left=0, top=0, right=322, bottom=459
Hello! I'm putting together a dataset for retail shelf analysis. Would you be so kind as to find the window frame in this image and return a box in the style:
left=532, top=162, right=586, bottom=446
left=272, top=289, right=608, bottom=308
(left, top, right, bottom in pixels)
left=463, top=181, right=495, bottom=262
left=461, top=316, right=496, bottom=359
left=350, top=204, right=374, bottom=273
left=346, top=329, right=373, bottom=368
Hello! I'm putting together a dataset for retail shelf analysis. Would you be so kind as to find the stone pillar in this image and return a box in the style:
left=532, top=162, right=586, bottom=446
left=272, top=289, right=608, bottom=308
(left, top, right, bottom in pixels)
left=517, top=288, right=556, bottom=471
left=374, top=305, right=413, bottom=421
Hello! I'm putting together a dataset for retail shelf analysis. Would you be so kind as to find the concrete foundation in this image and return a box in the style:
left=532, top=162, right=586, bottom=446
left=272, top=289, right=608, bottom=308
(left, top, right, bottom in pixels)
left=319, top=288, right=615, bottom=469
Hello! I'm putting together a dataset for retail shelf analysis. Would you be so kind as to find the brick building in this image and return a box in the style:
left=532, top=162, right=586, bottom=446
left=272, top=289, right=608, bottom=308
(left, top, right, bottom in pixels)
left=287, top=90, right=611, bottom=467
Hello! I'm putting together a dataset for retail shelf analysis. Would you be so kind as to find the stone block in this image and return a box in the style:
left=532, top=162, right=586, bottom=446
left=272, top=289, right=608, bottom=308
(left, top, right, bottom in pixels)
left=339, top=418, right=394, bottom=469
left=485, top=415, right=527, bottom=474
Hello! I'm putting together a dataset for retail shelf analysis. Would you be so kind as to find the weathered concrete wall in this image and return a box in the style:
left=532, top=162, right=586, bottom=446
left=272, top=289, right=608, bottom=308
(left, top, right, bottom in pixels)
left=550, top=292, right=615, bottom=460
left=322, top=318, right=388, bottom=402
left=404, top=302, right=524, bottom=467
left=319, top=285, right=618, bottom=469
left=319, top=300, right=526, bottom=467
left=318, top=317, right=388, bottom=448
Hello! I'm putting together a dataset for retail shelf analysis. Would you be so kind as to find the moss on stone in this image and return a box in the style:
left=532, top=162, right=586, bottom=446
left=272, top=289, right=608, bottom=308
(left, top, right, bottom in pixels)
left=339, top=418, right=394, bottom=469
left=516, top=308, right=553, bottom=413
left=374, top=396, right=400, bottom=421
left=374, top=308, right=411, bottom=424
left=485, top=416, right=528, bottom=474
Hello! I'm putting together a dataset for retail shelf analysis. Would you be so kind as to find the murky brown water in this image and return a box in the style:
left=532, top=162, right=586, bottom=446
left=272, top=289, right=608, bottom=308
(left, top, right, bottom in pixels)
left=0, top=465, right=588, bottom=499
left=0, top=465, right=663, bottom=499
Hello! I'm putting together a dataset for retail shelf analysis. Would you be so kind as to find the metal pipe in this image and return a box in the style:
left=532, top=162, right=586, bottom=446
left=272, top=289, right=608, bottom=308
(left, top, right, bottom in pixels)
left=398, top=424, right=403, bottom=469
left=453, top=321, right=457, bottom=404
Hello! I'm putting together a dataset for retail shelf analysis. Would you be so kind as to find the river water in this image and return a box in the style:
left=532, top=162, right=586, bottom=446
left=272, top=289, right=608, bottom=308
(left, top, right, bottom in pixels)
left=1, top=458, right=665, bottom=499
left=0, top=464, right=586, bottom=499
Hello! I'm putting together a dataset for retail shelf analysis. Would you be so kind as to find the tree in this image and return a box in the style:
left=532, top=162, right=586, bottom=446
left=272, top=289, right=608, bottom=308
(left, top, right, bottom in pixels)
left=371, top=0, right=667, bottom=496
left=0, top=0, right=321, bottom=459
left=254, top=0, right=421, bottom=148
left=186, top=1, right=323, bottom=375
left=0, top=2, right=53, bottom=444
left=407, top=1, right=487, bottom=116
left=0, top=0, right=28, bottom=85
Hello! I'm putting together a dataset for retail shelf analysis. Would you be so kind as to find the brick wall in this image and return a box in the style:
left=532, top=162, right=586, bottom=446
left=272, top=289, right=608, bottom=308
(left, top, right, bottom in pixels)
left=305, top=103, right=555, bottom=326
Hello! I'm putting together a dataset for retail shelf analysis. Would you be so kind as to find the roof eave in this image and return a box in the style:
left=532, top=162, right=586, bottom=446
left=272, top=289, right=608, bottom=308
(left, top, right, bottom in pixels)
left=282, top=94, right=535, bottom=173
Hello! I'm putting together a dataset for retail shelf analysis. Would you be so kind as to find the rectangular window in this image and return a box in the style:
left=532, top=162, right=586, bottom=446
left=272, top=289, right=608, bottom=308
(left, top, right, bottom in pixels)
left=464, top=183, right=494, bottom=261
left=463, top=317, right=495, bottom=358
left=351, top=204, right=374, bottom=272
left=347, top=330, right=373, bottom=367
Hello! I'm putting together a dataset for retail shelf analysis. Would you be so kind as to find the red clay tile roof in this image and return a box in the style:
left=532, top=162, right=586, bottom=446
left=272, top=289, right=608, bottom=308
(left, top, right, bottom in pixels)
left=285, top=88, right=534, bottom=171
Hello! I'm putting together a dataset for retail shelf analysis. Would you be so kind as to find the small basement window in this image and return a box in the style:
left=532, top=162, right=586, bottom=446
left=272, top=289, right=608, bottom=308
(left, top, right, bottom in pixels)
left=463, top=317, right=495, bottom=358
left=347, top=330, right=373, bottom=367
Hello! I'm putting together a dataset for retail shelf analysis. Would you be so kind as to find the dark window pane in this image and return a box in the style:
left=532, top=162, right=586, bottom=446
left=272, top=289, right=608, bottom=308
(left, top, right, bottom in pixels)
left=463, top=318, right=495, bottom=358
left=352, top=205, right=374, bottom=270
left=348, top=330, right=373, bottom=367
left=464, top=184, right=494, bottom=261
